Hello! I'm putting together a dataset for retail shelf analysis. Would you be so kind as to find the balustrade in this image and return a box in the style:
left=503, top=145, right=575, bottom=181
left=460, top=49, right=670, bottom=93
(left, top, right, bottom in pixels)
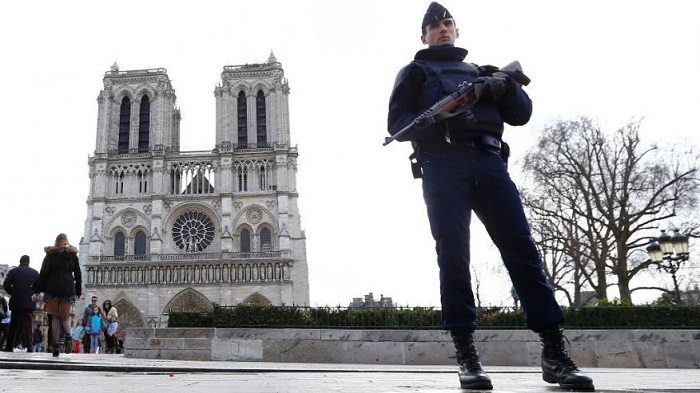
left=85, top=259, right=292, bottom=286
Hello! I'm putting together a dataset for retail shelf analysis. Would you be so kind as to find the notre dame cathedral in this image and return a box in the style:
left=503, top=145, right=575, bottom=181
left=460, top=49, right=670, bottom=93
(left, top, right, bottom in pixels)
left=77, top=53, right=309, bottom=328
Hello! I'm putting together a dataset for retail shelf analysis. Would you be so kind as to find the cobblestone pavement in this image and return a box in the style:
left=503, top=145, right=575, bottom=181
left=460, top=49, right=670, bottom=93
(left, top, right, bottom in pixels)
left=0, top=352, right=698, bottom=392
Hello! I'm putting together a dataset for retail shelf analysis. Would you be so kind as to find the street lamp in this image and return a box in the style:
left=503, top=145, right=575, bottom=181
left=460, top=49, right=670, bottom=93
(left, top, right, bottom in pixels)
left=646, top=229, right=690, bottom=304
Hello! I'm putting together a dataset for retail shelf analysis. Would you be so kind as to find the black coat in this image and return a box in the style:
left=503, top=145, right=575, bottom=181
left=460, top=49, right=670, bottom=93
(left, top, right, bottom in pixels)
left=32, top=245, right=82, bottom=298
left=3, top=263, right=39, bottom=311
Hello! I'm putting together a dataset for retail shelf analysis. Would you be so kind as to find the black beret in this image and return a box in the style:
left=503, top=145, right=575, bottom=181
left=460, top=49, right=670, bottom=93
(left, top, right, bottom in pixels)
left=422, top=2, right=453, bottom=31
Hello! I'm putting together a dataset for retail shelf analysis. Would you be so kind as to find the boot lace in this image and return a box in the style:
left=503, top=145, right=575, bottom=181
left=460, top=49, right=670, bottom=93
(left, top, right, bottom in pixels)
left=542, top=330, right=578, bottom=370
left=453, top=334, right=482, bottom=372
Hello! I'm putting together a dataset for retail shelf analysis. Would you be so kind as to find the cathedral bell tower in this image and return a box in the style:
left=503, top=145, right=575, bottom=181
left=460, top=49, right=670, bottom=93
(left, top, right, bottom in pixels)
left=80, top=55, right=309, bottom=328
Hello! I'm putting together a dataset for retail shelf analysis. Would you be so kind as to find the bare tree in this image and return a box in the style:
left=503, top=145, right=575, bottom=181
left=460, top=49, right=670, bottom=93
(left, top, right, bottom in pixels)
left=520, top=117, right=699, bottom=303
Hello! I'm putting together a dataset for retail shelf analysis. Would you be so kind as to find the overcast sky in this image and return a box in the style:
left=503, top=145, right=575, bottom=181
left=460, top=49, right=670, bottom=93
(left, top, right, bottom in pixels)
left=1, top=1, right=698, bottom=308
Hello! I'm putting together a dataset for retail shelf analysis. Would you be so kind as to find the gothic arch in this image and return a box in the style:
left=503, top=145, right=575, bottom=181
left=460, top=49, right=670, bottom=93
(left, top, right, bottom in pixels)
left=235, top=223, right=253, bottom=253
left=107, top=226, right=127, bottom=239
left=105, top=208, right=150, bottom=235
left=251, top=82, right=270, bottom=96
left=162, top=288, right=213, bottom=314
left=232, top=204, right=277, bottom=232
left=112, top=297, right=146, bottom=328
left=135, top=85, right=156, bottom=101
left=257, top=224, right=276, bottom=251
left=114, top=87, right=136, bottom=102
left=232, top=85, right=250, bottom=97
left=235, top=223, right=254, bottom=236
left=128, top=224, right=149, bottom=238
left=242, top=292, right=271, bottom=306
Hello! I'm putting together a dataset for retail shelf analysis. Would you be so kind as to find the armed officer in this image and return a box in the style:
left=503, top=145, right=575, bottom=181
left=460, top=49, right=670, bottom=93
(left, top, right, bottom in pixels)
left=387, top=2, right=594, bottom=391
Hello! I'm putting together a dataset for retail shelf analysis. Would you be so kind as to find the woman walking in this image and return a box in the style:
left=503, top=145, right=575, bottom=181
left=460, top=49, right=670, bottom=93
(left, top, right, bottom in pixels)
left=102, top=300, right=118, bottom=354
left=32, top=233, right=82, bottom=357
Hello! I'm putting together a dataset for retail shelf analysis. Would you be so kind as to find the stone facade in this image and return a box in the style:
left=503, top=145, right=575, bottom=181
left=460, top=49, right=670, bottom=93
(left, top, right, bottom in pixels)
left=79, top=53, right=309, bottom=328
left=125, top=328, right=700, bottom=368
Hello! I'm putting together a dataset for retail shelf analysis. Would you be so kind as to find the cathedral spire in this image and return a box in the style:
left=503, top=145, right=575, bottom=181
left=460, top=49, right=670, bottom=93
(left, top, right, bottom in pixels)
left=267, top=51, right=277, bottom=64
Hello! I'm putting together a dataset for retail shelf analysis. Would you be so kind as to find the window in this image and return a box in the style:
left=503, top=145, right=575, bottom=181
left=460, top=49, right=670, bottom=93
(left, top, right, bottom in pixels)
left=116, top=172, right=125, bottom=194
left=237, top=91, right=247, bottom=147
left=237, top=167, right=248, bottom=192
left=135, top=231, right=147, bottom=255
left=138, top=169, right=148, bottom=193
left=138, top=96, right=150, bottom=152
left=118, top=97, right=131, bottom=154
left=260, top=228, right=272, bottom=251
left=256, top=90, right=266, bottom=147
left=172, top=211, right=215, bottom=253
left=258, top=166, right=267, bottom=190
left=240, top=229, right=250, bottom=253
left=114, top=232, right=125, bottom=256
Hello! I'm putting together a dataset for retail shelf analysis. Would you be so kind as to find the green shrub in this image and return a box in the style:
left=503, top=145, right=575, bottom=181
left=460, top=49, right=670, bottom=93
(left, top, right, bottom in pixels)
left=167, top=305, right=700, bottom=329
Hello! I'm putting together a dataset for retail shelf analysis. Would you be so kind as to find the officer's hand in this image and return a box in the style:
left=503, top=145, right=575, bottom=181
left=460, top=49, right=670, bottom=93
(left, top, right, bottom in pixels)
left=473, top=77, right=510, bottom=104
left=416, top=113, right=437, bottom=128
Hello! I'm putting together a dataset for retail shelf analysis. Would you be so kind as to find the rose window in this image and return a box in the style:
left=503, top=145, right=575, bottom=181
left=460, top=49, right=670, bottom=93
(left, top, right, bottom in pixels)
left=172, top=211, right=215, bottom=253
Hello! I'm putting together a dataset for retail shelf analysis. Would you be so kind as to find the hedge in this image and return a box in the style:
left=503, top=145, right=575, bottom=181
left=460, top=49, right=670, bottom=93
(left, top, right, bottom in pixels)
left=167, top=305, right=700, bottom=329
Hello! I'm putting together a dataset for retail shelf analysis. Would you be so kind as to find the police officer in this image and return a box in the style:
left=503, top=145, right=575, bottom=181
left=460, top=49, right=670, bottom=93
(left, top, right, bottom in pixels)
left=387, top=2, right=594, bottom=391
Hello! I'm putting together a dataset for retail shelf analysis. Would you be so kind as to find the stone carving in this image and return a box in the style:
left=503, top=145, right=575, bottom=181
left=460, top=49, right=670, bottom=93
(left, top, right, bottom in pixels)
left=143, top=205, right=152, bottom=214
left=246, top=207, right=263, bottom=224
left=105, top=206, right=116, bottom=216
left=112, top=299, right=146, bottom=329
left=122, top=211, right=138, bottom=227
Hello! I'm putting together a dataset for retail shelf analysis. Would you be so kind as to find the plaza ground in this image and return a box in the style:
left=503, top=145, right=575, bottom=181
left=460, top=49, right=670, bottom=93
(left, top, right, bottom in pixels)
left=0, top=352, right=699, bottom=392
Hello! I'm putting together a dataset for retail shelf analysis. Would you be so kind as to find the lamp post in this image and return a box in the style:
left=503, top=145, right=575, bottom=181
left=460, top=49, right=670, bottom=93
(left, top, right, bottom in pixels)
left=646, top=229, right=690, bottom=304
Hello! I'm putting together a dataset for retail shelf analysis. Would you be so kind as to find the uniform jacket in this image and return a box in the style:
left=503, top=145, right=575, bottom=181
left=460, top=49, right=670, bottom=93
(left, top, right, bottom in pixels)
left=388, top=45, right=532, bottom=157
left=32, top=244, right=82, bottom=297
left=3, top=263, right=40, bottom=311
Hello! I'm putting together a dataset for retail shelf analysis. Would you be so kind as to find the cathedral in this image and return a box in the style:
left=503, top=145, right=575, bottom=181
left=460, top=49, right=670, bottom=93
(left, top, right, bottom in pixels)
left=78, top=53, right=309, bottom=328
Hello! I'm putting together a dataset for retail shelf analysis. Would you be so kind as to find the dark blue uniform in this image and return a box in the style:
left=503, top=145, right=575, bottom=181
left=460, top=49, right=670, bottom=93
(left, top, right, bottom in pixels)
left=388, top=45, right=564, bottom=333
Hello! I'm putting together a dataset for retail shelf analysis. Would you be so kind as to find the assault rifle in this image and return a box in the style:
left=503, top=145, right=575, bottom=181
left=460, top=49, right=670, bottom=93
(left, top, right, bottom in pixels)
left=383, top=61, right=530, bottom=146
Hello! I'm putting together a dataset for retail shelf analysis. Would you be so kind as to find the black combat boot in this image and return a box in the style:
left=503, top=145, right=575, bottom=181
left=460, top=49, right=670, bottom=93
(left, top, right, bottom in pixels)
left=451, top=331, right=493, bottom=390
left=540, top=327, right=594, bottom=391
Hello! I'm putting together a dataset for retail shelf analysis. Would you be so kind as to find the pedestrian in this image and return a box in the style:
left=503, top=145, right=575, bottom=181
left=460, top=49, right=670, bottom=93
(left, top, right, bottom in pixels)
left=3, top=255, right=40, bottom=353
left=87, top=307, right=102, bottom=354
left=0, top=297, right=9, bottom=350
left=102, top=300, right=118, bottom=354
left=386, top=3, right=593, bottom=391
left=32, top=233, right=82, bottom=357
left=33, top=323, right=43, bottom=353
left=82, top=296, right=101, bottom=353
left=70, top=319, right=85, bottom=353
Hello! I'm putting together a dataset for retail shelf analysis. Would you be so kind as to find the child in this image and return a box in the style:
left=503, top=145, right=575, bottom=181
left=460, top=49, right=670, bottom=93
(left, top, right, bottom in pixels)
left=70, top=319, right=85, bottom=353
left=88, top=307, right=102, bottom=354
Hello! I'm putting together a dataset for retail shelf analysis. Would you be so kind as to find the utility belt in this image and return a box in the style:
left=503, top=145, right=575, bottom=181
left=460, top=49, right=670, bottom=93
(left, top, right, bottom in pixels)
left=451, top=134, right=503, bottom=153
left=409, top=135, right=511, bottom=179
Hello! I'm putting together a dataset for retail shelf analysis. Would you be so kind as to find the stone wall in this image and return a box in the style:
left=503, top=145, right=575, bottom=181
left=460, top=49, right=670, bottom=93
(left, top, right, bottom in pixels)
left=125, top=328, right=700, bottom=368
